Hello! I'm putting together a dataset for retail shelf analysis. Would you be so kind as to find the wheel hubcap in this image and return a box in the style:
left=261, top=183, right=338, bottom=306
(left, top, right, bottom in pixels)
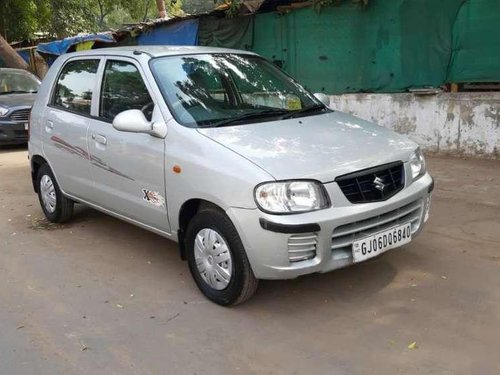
left=40, top=175, right=56, bottom=213
left=194, top=228, right=233, bottom=290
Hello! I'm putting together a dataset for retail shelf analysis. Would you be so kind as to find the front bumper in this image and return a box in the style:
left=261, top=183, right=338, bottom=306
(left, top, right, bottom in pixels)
left=0, top=120, right=28, bottom=144
left=227, top=172, right=433, bottom=280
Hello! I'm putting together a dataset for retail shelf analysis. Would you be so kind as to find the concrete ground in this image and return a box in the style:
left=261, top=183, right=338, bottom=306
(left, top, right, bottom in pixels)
left=0, top=146, right=499, bottom=375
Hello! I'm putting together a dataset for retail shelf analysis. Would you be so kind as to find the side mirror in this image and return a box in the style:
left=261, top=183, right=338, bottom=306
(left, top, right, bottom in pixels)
left=314, top=93, right=331, bottom=107
left=112, top=109, right=167, bottom=138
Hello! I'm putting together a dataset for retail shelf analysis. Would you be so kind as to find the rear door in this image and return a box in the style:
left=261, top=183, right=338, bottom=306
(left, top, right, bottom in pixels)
left=42, top=58, right=101, bottom=199
left=86, top=57, right=169, bottom=233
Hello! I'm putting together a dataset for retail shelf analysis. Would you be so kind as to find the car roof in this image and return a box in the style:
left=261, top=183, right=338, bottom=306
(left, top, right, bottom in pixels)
left=61, top=45, right=258, bottom=59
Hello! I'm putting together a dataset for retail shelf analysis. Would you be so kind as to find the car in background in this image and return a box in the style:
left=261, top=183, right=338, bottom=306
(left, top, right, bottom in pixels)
left=0, top=68, right=40, bottom=145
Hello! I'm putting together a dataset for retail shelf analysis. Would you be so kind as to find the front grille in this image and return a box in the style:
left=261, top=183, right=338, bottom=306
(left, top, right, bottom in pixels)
left=8, top=108, right=31, bottom=123
left=331, top=199, right=423, bottom=260
left=336, top=162, right=405, bottom=203
left=288, top=233, right=317, bottom=262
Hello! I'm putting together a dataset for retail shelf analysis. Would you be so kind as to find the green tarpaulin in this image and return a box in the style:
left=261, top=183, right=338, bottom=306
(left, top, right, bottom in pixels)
left=198, top=16, right=254, bottom=50
left=252, top=1, right=472, bottom=93
left=193, top=0, right=500, bottom=93
left=448, top=0, right=500, bottom=83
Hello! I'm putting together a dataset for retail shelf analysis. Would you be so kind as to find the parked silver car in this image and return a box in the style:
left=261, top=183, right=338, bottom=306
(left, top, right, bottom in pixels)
left=29, top=46, right=433, bottom=305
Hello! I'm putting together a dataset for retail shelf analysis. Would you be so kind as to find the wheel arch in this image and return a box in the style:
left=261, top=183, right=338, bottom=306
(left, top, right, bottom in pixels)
left=31, top=154, right=48, bottom=193
left=177, top=198, right=226, bottom=260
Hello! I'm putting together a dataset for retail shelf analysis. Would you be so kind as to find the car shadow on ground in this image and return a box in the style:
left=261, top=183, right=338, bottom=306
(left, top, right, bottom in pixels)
left=247, top=258, right=398, bottom=310
left=0, top=144, right=27, bottom=154
left=67, top=204, right=398, bottom=312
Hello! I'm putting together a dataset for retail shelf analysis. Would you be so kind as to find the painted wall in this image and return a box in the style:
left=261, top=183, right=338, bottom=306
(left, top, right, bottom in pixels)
left=330, top=93, right=500, bottom=158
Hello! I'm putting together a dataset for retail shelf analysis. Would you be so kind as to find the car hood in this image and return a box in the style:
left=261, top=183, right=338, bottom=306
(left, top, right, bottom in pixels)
left=198, top=111, right=417, bottom=182
left=0, top=93, right=37, bottom=108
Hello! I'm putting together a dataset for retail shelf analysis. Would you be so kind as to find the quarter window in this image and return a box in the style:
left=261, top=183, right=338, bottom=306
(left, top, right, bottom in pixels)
left=52, top=59, right=100, bottom=115
left=100, top=61, right=154, bottom=121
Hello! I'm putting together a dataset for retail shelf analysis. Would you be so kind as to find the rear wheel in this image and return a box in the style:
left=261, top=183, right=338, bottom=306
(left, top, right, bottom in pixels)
left=185, top=208, right=258, bottom=306
left=37, top=163, right=74, bottom=223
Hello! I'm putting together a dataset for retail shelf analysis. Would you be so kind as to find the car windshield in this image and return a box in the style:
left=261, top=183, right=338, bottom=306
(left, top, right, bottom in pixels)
left=150, top=54, right=325, bottom=127
left=0, top=70, right=40, bottom=95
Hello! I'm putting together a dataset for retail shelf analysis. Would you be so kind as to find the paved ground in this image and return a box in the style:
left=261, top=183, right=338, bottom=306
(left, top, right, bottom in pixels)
left=0, top=146, right=499, bottom=375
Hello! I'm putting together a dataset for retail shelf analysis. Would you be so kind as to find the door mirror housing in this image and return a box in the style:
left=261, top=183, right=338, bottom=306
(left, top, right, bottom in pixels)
left=314, top=93, right=331, bottom=107
left=112, top=109, right=167, bottom=138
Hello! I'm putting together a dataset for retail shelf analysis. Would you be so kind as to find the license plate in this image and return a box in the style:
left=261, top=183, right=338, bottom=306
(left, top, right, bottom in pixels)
left=352, top=223, right=412, bottom=263
left=24, top=123, right=29, bottom=130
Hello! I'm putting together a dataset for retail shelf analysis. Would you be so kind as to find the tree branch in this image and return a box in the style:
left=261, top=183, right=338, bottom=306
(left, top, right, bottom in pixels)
left=0, top=33, right=30, bottom=70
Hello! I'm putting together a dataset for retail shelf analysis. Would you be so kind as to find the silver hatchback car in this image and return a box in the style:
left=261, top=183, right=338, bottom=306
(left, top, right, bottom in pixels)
left=29, top=46, right=433, bottom=305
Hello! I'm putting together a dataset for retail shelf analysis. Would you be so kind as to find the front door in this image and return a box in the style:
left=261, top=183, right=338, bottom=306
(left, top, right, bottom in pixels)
left=42, top=58, right=101, bottom=199
left=87, top=58, right=169, bottom=233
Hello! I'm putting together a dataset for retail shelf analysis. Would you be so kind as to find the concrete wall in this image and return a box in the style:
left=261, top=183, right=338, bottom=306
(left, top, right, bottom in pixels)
left=330, top=93, right=500, bottom=159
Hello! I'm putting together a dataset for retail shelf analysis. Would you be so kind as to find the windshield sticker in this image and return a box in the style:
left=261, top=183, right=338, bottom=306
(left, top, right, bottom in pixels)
left=286, top=96, right=302, bottom=110
left=142, top=189, right=166, bottom=208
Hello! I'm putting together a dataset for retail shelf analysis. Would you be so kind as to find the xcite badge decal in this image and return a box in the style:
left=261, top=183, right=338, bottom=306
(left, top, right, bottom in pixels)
left=142, top=189, right=166, bottom=208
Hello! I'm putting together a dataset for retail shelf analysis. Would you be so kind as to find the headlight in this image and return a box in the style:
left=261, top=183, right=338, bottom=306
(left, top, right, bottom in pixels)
left=0, top=106, right=8, bottom=117
left=409, top=148, right=426, bottom=180
left=255, top=180, right=330, bottom=214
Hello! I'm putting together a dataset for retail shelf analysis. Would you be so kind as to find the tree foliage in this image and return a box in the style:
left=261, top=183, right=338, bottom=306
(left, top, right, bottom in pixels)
left=48, top=0, right=96, bottom=38
left=0, top=0, right=184, bottom=42
left=0, top=0, right=39, bottom=41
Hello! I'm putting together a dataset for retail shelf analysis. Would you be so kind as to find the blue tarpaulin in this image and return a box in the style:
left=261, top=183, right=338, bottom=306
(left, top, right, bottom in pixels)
left=37, top=32, right=115, bottom=55
left=137, top=19, right=198, bottom=45
left=17, top=50, right=31, bottom=63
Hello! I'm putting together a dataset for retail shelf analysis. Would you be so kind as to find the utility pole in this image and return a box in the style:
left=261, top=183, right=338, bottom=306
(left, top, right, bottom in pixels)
left=156, top=0, right=167, bottom=18
left=0, top=33, right=30, bottom=70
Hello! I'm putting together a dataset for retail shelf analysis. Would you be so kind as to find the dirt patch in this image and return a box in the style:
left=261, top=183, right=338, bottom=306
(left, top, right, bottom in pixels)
left=29, top=217, right=65, bottom=231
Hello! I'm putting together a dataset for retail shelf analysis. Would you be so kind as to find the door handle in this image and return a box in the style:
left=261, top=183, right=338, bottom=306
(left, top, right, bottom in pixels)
left=45, top=121, right=54, bottom=133
left=92, top=134, right=107, bottom=145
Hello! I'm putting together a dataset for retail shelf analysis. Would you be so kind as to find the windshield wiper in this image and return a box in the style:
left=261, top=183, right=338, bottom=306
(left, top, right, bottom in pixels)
left=0, top=90, right=36, bottom=95
left=280, top=104, right=328, bottom=119
left=210, top=109, right=291, bottom=127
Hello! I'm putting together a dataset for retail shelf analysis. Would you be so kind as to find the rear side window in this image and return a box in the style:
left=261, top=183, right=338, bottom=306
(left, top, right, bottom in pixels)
left=100, top=61, right=154, bottom=121
left=52, top=59, right=100, bottom=116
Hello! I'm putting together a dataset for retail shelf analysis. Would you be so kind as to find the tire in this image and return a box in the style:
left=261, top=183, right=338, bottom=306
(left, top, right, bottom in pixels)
left=185, top=207, right=258, bottom=306
left=36, top=163, right=74, bottom=223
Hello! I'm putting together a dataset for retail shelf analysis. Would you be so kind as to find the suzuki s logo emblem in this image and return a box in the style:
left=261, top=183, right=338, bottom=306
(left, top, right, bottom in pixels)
left=373, top=176, right=386, bottom=192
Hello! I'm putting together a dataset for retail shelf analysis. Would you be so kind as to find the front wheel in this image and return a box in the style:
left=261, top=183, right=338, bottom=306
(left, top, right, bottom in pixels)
left=36, top=163, right=74, bottom=223
left=185, top=208, right=258, bottom=306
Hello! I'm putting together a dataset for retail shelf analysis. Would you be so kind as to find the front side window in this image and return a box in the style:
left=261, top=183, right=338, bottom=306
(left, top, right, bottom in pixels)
left=100, top=61, right=154, bottom=121
left=52, top=59, right=99, bottom=115
left=150, top=54, right=323, bottom=128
